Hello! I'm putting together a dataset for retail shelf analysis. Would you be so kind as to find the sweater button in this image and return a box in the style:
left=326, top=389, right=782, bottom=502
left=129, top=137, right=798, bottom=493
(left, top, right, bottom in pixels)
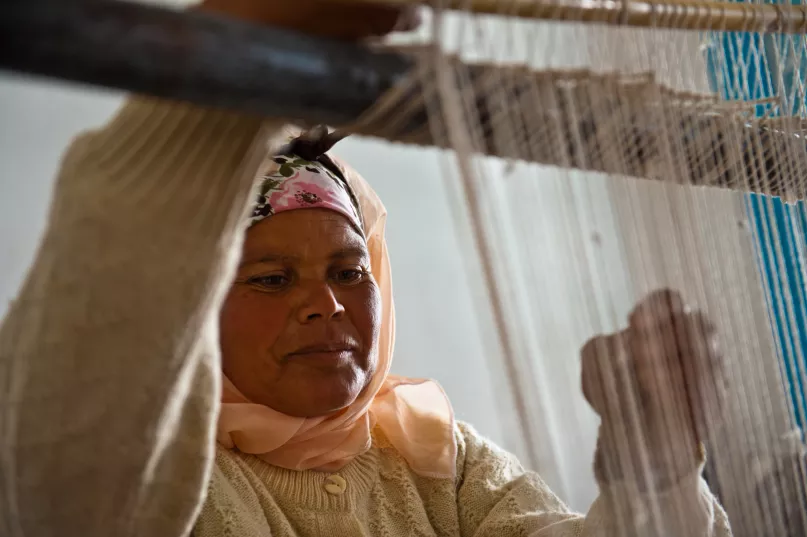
left=324, top=474, right=347, bottom=495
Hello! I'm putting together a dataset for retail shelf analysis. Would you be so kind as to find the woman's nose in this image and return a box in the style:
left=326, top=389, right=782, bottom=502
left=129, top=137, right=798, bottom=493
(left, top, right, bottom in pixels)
left=297, top=282, right=345, bottom=323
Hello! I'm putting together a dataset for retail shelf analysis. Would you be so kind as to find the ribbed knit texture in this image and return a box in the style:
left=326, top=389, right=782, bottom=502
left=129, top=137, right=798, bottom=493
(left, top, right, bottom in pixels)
left=0, top=98, right=730, bottom=537
left=0, top=98, right=281, bottom=537
left=195, top=422, right=731, bottom=537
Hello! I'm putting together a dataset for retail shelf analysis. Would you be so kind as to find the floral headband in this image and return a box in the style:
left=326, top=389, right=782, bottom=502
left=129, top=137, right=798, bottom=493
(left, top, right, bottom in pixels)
left=250, top=128, right=363, bottom=233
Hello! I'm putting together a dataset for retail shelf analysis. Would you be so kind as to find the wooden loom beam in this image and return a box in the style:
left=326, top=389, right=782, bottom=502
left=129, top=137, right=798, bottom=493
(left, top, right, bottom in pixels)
left=4, top=0, right=807, bottom=126
left=2, top=0, right=807, bottom=200
left=0, top=0, right=414, bottom=128
left=352, top=0, right=807, bottom=33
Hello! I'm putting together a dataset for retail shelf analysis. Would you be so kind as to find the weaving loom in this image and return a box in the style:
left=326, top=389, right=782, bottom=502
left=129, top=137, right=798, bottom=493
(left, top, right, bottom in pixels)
left=4, top=0, right=807, bottom=535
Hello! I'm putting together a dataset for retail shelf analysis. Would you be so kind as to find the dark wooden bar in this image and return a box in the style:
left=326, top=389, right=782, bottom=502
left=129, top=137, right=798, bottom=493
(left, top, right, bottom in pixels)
left=0, top=0, right=414, bottom=125
left=3, top=0, right=807, bottom=201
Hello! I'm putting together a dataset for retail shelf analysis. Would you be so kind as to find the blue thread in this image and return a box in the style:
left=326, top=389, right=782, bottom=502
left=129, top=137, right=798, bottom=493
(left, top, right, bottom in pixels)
left=705, top=16, right=807, bottom=430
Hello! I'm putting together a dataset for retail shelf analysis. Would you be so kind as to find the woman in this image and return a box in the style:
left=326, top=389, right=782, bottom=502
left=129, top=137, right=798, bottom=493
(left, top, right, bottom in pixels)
left=0, top=1, right=732, bottom=536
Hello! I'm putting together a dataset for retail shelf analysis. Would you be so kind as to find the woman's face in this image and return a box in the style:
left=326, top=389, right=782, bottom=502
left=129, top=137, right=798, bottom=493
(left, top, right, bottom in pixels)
left=220, top=208, right=381, bottom=417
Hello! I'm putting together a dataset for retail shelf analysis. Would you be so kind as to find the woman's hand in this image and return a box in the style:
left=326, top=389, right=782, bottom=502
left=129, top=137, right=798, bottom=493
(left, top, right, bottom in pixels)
left=581, top=289, right=727, bottom=490
left=199, top=0, right=421, bottom=41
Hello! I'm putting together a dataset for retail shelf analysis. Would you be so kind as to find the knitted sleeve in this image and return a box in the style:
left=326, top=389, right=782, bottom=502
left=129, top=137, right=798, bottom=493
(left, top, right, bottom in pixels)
left=0, top=98, right=282, bottom=537
left=454, top=422, right=732, bottom=537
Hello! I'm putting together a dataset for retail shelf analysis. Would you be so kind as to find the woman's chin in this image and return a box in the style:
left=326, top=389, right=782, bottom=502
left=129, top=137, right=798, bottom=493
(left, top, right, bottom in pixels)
left=267, top=375, right=366, bottom=418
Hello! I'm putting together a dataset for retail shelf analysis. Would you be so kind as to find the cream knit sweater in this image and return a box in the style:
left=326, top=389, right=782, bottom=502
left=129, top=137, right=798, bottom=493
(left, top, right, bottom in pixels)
left=0, top=98, right=731, bottom=537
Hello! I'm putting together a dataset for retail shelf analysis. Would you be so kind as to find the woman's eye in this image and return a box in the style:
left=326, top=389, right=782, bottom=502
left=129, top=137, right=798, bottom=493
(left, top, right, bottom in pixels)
left=333, top=269, right=366, bottom=285
left=248, top=274, right=291, bottom=290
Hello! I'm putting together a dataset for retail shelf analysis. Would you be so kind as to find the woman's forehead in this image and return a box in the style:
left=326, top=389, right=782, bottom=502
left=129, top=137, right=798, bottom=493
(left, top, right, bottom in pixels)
left=241, top=209, right=368, bottom=265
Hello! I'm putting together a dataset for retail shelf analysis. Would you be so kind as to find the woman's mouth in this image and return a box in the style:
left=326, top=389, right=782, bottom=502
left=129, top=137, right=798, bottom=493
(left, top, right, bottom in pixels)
left=286, top=342, right=358, bottom=363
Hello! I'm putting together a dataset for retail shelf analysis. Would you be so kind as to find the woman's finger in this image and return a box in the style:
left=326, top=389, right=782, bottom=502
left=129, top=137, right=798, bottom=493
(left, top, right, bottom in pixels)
left=628, top=288, right=686, bottom=332
left=581, top=332, right=633, bottom=417
left=629, top=311, right=724, bottom=442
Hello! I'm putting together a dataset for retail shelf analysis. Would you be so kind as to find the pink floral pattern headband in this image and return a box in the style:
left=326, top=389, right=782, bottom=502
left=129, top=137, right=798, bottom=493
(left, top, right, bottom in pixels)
left=251, top=153, right=363, bottom=233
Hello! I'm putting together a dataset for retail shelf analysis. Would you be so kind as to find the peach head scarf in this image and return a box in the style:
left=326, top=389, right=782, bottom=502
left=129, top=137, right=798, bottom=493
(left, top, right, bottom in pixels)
left=216, top=133, right=457, bottom=479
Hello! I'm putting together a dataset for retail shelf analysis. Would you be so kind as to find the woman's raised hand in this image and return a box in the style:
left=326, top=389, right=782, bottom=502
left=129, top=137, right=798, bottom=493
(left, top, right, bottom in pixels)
left=581, top=289, right=727, bottom=489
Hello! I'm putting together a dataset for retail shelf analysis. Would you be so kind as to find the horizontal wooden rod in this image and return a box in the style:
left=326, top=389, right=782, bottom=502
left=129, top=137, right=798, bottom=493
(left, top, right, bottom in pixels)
left=2, top=0, right=805, bottom=201
left=0, top=0, right=414, bottom=126
left=350, top=0, right=807, bottom=33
